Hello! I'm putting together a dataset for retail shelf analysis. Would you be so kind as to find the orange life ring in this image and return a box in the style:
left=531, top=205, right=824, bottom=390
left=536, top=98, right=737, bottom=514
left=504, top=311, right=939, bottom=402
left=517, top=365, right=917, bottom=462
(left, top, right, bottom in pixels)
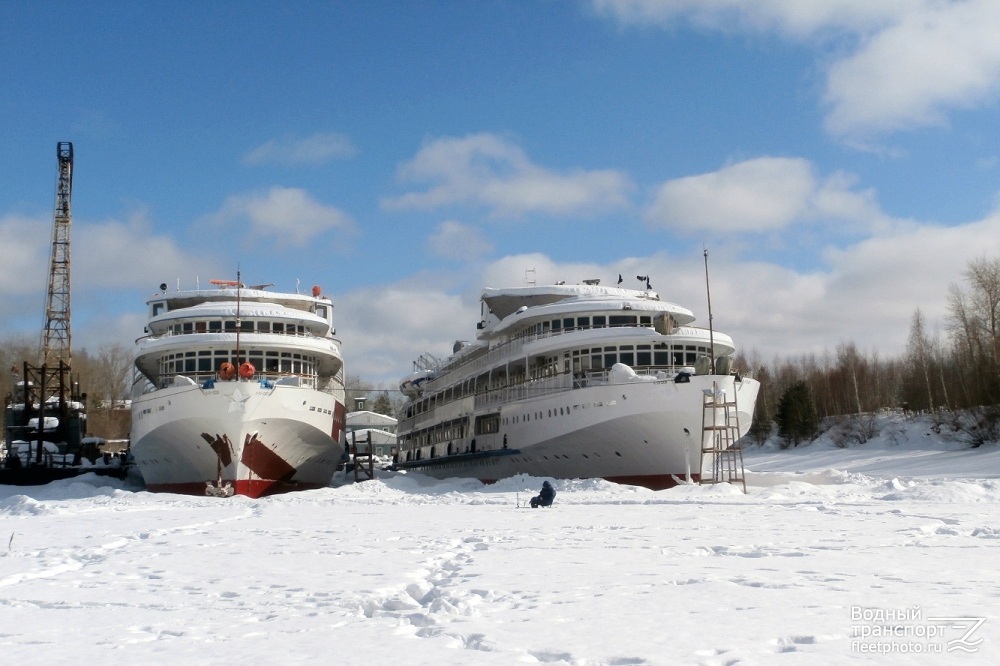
left=239, top=362, right=255, bottom=379
left=219, top=362, right=236, bottom=380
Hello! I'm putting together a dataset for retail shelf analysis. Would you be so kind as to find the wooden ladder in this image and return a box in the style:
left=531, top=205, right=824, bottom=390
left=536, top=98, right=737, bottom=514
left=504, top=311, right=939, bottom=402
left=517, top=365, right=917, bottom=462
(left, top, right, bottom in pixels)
left=699, top=381, right=746, bottom=493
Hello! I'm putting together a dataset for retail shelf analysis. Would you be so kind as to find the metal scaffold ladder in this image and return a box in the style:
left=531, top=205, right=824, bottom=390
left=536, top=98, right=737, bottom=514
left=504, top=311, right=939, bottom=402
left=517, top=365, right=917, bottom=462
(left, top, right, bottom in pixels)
left=699, top=381, right=746, bottom=493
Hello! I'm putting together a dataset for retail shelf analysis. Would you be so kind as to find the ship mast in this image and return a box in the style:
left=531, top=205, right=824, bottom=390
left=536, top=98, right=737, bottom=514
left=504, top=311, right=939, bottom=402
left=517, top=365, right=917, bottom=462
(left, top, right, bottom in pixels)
left=42, top=142, right=74, bottom=369
left=235, top=269, right=243, bottom=369
left=704, top=249, right=716, bottom=375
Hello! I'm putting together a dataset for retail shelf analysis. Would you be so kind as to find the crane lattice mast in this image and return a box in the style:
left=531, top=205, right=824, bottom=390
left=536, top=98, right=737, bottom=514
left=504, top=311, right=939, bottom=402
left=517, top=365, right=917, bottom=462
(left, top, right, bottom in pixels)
left=42, top=141, right=74, bottom=368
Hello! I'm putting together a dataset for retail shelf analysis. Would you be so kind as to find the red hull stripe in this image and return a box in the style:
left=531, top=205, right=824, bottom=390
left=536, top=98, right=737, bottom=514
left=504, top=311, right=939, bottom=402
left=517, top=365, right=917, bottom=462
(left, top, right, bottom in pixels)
left=480, top=474, right=701, bottom=491
left=145, top=480, right=327, bottom=498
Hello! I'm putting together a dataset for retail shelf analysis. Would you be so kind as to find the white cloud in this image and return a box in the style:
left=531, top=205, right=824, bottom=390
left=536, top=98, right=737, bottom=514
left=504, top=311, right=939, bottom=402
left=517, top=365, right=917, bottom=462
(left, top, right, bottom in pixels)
left=0, top=214, right=49, bottom=296
left=591, top=0, right=1000, bottom=140
left=75, top=210, right=208, bottom=289
left=824, top=1, right=1000, bottom=137
left=644, top=157, right=886, bottom=233
left=591, top=0, right=908, bottom=37
left=334, top=282, right=477, bottom=383
left=243, top=132, right=358, bottom=166
left=209, top=187, right=355, bottom=246
left=0, top=209, right=211, bottom=349
left=338, top=199, right=1000, bottom=384
left=382, top=133, right=633, bottom=218
left=427, top=221, right=494, bottom=261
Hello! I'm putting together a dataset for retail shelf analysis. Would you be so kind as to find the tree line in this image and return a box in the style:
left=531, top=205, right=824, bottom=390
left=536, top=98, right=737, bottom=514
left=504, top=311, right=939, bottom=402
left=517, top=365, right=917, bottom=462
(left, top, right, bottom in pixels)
left=741, top=257, right=1000, bottom=448
left=1, top=337, right=133, bottom=439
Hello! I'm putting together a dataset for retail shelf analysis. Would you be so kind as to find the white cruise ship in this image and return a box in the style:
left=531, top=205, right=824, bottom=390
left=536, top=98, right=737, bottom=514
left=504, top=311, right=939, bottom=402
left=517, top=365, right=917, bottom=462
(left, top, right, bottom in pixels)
left=131, top=278, right=346, bottom=497
left=393, top=281, right=760, bottom=489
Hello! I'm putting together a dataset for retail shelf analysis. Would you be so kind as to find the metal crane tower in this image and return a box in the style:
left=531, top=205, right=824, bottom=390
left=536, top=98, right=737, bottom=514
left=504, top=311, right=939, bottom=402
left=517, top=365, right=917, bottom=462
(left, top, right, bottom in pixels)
left=42, top=141, right=74, bottom=368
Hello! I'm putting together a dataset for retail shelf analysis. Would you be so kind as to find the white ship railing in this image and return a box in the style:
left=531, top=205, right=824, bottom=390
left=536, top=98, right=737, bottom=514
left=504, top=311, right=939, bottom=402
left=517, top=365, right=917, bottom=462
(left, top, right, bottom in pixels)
left=433, top=323, right=721, bottom=383
left=131, top=369, right=342, bottom=396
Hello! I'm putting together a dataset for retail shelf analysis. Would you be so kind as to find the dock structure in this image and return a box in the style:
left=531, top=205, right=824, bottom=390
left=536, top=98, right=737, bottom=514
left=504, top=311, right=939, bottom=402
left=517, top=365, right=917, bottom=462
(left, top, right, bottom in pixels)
left=2, top=361, right=128, bottom=485
left=699, top=381, right=746, bottom=493
left=350, top=430, right=375, bottom=482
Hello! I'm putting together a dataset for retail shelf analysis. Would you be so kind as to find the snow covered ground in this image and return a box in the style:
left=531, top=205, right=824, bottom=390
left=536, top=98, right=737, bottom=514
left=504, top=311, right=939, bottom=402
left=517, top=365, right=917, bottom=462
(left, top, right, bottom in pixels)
left=1, top=412, right=998, bottom=665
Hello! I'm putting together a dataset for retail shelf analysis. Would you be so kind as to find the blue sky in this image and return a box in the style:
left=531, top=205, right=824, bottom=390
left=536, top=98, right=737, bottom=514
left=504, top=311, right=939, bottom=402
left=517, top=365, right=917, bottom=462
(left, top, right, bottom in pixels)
left=3, top=1, right=1000, bottom=386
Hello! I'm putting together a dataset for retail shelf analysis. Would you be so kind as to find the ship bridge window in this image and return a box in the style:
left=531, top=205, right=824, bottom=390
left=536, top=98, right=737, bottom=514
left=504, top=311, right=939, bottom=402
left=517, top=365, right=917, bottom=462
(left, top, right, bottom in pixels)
left=316, top=305, right=328, bottom=320
left=619, top=345, right=634, bottom=367
left=152, top=302, right=165, bottom=317
left=637, top=345, right=651, bottom=366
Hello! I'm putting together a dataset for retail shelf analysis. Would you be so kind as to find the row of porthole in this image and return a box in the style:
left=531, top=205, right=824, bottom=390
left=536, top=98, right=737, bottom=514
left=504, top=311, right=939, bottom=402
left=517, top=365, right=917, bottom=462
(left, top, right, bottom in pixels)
left=504, top=401, right=612, bottom=426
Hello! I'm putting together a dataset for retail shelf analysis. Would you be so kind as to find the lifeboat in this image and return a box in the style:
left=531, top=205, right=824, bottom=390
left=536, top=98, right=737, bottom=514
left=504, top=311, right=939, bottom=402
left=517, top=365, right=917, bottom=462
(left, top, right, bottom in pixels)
left=399, top=369, right=434, bottom=398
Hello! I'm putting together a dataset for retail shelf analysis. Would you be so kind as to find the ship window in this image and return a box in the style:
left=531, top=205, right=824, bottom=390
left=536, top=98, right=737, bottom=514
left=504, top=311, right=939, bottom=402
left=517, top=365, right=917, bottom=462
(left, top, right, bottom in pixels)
left=577, top=316, right=590, bottom=328
left=654, top=351, right=669, bottom=366
left=563, top=318, right=574, bottom=330
left=224, top=321, right=236, bottom=332
left=640, top=316, right=652, bottom=326
left=552, top=320, right=561, bottom=331
left=273, top=322, right=284, bottom=333
left=316, top=305, right=327, bottom=319
left=610, top=315, right=631, bottom=326
left=152, top=302, right=165, bottom=317
left=198, top=357, right=211, bottom=372
left=593, top=315, right=606, bottom=327
left=195, top=321, right=207, bottom=332
left=209, top=321, right=222, bottom=332
left=258, top=321, right=270, bottom=333
left=240, top=321, right=253, bottom=332
left=620, top=350, right=635, bottom=366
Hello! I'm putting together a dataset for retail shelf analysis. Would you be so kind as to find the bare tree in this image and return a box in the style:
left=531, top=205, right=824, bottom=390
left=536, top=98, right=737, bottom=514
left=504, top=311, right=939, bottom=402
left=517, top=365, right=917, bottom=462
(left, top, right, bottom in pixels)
left=906, top=309, right=935, bottom=412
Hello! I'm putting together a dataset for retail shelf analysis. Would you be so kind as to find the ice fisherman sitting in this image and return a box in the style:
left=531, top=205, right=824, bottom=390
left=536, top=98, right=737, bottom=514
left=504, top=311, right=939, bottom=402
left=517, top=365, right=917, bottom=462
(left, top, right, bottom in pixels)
left=530, top=481, right=556, bottom=508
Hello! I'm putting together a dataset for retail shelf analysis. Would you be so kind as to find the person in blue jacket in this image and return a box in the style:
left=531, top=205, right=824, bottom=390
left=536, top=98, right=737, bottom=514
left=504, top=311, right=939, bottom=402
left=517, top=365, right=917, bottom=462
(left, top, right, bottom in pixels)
left=530, top=480, right=556, bottom=508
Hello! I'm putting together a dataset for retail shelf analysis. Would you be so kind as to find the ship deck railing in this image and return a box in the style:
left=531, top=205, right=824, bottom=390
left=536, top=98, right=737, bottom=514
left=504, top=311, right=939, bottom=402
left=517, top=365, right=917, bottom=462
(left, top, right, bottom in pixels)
left=433, top=322, right=719, bottom=383
left=133, top=370, right=339, bottom=395
left=470, top=366, right=686, bottom=410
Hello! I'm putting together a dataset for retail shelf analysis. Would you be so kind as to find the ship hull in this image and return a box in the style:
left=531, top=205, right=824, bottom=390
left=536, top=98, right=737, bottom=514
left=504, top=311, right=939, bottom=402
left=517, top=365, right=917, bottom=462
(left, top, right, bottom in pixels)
left=131, top=379, right=344, bottom=498
left=394, top=373, right=759, bottom=489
